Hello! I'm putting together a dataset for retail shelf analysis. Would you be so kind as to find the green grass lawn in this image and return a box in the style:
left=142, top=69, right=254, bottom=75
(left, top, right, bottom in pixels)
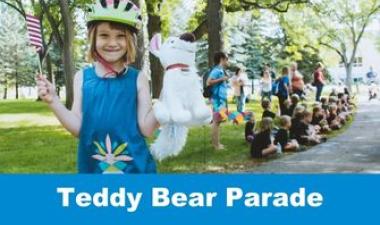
left=0, top=96, right=354, bottom=174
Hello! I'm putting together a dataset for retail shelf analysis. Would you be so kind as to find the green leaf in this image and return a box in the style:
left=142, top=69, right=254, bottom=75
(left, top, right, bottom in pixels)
left=93, top=141, right=107, bottom=156
left=113, top=143, right=128, bottom=156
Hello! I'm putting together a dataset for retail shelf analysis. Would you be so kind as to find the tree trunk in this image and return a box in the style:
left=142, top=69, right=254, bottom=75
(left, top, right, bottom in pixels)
left=206, top=0, right=224, bottom=67
left=59, top=0, right=75, bottom=108
left=134, top=26, right=145, bottom=70
left=131, top=0, right=145, bottom=70
left=3, top=79, right=7, bottom=100
left=15, top=71, right=19, bottom=100
left=345, top=63, right=353, bottom=93
left=147, top=14, right=163, bottom=98
left=15, top=50, right=19, bottom=100
left=46, top=53, right=53, bottom=83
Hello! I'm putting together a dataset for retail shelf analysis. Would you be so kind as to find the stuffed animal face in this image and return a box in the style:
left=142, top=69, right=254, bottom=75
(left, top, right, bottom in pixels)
left=149, top=33, right=196, bottom=69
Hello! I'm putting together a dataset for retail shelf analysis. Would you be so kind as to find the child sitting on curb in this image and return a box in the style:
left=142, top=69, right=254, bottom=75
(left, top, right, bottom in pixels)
left=327, top=104, right=342, bottom=130
left=261, top=98, right=276, bottom=119
left=290, top=105, right=306, bottom=139
left=282, top=99, right=293, bottom=117
left=292, top=110, right=323, bottom=146
left=245, top=113, right=256, bottom=144
left=312, top=104, right=331, bottom=133
left=289, top=94, right=300, bottom=116
left=274, top=115, right=299, bottom=152
left=250, top=118, right=278, bottom=158
left=320, top=97, right=329, bottom=114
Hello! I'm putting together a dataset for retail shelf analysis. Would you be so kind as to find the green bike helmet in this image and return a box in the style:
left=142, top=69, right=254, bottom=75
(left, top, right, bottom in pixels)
left=87, top=0, right=142, bottom=33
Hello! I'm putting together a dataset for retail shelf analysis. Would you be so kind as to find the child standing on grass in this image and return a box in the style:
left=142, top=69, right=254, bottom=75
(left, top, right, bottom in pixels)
left=36, top=0, right=158, bottom=174
left=250, top=118, right=277, bottom=158
left=260, top=69, right=272, bottom=102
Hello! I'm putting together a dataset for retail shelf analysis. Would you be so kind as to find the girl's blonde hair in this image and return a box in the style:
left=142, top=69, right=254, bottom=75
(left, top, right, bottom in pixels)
left=87, top=21, right=136, bottom=64
left=279, top=115, right=291, bottom=128
left=259, top=117, right=273, bottom=133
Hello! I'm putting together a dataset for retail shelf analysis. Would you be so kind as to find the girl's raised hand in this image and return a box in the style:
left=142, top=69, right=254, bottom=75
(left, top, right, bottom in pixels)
left=36, top=74, right=57, bottom=104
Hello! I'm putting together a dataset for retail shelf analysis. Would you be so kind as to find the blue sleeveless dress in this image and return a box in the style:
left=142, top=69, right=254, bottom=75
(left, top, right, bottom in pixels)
left=78, top=66, right=156, bottom=174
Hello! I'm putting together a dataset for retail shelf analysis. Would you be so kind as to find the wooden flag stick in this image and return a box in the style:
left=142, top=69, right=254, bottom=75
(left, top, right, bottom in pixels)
left=36, top=50, right=43, bottom=75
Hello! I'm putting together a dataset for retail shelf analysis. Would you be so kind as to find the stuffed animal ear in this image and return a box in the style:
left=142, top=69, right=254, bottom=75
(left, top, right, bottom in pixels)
left=149, top=33, right=162, bottom=58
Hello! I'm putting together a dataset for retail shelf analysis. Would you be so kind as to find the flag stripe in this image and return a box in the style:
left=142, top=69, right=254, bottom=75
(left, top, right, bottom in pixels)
left=30, top=40, right=43, bottom=47
left=27, top=26, right=41, bottom=33
left=29, top=36, right=43, bottom=42
left=26, top=21, right=41, bottom=29
left=28, top=32, right=42, bottom=38
left=25, top=14, right=43, bottom=52
left=26, top=15, right=40, bottom=23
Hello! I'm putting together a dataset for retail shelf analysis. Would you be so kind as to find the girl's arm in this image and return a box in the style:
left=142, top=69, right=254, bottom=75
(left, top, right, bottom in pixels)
left=36, top=71, right=83, bottom=137
left=137, top=71, right=159, bottom=137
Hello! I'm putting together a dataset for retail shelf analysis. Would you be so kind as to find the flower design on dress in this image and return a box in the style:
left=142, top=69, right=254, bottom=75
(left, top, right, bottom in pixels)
left=92, top=134, right=133, bottom=174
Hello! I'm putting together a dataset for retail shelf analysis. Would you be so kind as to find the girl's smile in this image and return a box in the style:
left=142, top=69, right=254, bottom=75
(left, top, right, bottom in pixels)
left=96, top=23, right=128, bottom=66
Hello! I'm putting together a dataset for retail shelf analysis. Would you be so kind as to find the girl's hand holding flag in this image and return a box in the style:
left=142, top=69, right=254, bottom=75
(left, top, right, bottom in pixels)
left=36, top=74, right=56, bottom=104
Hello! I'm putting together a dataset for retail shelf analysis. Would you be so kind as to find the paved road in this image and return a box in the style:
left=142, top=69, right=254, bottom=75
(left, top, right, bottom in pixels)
left=252, top=95, right=380, bottom=173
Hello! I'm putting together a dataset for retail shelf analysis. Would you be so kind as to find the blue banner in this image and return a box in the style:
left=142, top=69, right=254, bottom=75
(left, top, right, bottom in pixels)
left=0, top=175, right=378, bottom=225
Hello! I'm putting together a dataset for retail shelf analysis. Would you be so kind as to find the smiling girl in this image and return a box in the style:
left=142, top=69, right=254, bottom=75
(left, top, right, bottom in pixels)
left=36, top=0, right=158, bottom=174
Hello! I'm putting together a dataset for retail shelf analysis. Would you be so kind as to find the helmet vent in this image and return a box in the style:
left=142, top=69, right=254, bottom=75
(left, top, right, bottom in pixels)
left=125, top=2, right=133, bottom=11
left=114, top=0, right=120, bottom=9
left=137, top=15, right=142, bottom=20
left=100, top=0, right=107, bottom=8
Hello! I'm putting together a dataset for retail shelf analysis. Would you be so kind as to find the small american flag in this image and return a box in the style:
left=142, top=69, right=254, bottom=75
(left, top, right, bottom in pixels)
left=26, top=14, right=43, bottom=52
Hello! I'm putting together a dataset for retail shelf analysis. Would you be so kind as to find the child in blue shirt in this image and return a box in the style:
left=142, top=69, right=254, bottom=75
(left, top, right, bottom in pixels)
left=207, top=52, right=229, bottom=150
left=277, top=67, right=290, bottom=115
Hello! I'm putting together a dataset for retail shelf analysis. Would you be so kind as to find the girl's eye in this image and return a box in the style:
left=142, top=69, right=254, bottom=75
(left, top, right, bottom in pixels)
left=117, top=34, right=126, bottom=38
left=99, top=34, right=108, bottom=37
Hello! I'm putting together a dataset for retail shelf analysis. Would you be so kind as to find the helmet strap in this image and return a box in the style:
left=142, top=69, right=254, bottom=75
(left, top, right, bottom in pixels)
left=95, top=51, right=127, bottom=77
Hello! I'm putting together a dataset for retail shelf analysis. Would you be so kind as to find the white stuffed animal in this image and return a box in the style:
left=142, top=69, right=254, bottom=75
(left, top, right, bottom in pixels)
left=149, top=33, right=212, bottom=160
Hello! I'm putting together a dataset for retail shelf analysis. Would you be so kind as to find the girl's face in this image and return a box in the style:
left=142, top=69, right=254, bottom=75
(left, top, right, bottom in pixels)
left=263, top=71, right=269, bottom=78
left=96, top=23, right=128, bottom=65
